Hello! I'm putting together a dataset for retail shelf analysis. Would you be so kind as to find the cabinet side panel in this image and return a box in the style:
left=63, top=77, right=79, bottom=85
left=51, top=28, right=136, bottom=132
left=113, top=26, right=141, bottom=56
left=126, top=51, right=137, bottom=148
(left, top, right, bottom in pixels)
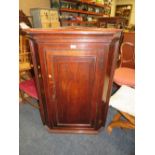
left=102, top=33, right=122, bottom=125
left=29, top=39, right=46, bottom=124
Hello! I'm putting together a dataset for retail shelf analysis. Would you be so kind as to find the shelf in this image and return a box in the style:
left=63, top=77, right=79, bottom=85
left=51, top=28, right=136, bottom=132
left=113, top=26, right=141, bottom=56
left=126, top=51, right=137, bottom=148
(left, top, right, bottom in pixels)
left=60, top=20, right=97, bottom=25
left=60, top=8, right=104, bottom=16
left=59, top=0, right=111, bottom=27
left=60, top=0, right=111, bottom=9
left=115, top=4, right=132, bottom=26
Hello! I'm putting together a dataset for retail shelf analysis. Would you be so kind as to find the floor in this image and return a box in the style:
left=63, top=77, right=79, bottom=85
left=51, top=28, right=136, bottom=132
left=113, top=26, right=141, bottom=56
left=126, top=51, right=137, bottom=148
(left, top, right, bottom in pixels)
left=19, top=102, right=135, bottom=155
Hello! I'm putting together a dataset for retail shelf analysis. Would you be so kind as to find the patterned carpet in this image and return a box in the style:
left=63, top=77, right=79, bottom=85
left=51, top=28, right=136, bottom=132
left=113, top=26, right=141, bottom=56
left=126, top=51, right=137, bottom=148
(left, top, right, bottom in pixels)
left=19, top=101, right=135, bottom=155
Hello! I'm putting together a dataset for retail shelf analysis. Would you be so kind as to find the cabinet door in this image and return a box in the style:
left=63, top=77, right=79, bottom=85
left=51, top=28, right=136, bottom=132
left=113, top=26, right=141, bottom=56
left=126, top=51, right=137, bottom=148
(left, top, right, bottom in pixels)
left=41, top=48, right=107, bottom=129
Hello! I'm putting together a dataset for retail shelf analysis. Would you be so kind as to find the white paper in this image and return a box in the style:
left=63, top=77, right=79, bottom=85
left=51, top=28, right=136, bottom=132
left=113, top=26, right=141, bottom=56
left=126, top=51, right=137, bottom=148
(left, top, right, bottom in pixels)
left=109, top=85, right=135, bottom=116
left=20, top=22, right=30, bottom=29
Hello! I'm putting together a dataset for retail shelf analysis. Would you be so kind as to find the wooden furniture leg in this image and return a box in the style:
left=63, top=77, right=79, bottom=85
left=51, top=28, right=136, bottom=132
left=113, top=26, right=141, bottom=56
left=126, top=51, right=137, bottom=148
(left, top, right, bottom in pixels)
left=107, top=119, right=134, bottom=134
left=120, top=111, right=135, bottom=125
left=19, top=89, right=26, bottom=104
left=107, top=111, right=135, bottom=134
left=113, top=112, right=122, bottom=121
left=19, top=89, right=39, bottom=109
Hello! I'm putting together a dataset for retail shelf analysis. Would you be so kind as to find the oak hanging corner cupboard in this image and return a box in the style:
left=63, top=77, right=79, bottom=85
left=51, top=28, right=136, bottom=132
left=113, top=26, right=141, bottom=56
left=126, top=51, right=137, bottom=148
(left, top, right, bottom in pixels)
left=25, top=27, right=122, bottom=134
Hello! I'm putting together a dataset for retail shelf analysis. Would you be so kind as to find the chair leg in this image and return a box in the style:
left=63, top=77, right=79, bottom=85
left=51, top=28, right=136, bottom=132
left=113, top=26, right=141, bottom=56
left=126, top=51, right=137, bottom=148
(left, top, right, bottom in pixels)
left=107, top=120, right=135, bottom=134
left=120, top=111, right=135, bottom=125
left=19, top=90, right=26, bottom=104
left=113, top=113, right=122, bottom=121
left=19, top=91, right=39, bottom=109
left=107, top=113, right=135, bottom=134
left=107, top=113, right=121, bottom=133
left=25, top=97, right=39, bottom=109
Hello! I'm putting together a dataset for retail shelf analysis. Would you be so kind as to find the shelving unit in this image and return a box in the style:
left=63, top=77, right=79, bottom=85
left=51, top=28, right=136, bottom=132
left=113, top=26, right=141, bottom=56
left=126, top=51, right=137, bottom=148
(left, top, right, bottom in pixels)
left=60, top=8, right=104, bottom=16
left=56, top=0, right=111, bottom=27
left=97, top=17, right=126, bottom=29
left=61, top=20, right=97, bottom=24
left=115, top=4, right=132, bottom=26
left=60, top=0, right=110, bottom=9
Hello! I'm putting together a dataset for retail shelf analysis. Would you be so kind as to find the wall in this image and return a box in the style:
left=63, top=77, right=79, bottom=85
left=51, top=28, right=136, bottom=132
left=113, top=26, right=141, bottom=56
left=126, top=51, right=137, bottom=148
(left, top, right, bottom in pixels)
left=19, top=0, right=51, bottom=16
left=110, top=0, right=135, bottom=25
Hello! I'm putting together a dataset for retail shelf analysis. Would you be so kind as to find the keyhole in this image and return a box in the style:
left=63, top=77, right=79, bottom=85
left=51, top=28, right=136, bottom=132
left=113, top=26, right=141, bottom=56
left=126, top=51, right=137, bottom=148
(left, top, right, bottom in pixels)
left=48, top=74, right=52, bottom=78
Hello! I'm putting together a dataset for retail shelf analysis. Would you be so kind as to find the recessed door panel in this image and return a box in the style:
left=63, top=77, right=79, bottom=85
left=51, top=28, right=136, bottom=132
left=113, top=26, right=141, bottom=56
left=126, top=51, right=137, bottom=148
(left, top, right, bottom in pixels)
left=53, top=56, right=95, bottom=124
left=44, top=50, right=99, bottom=127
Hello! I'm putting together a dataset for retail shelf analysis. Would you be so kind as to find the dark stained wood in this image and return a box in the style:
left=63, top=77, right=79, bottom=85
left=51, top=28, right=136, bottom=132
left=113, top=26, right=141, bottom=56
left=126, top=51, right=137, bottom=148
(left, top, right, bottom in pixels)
left=19, top=10, right=32, bottom=27
left=60, top=20, right=98, bottom=25
left=25, top=27, right=122, bottom=134
left=121, top=32, right=135, bottom=69
left=19, top=10, right=32, bottom=35
left=97, top=17, right=127, bottom=28
left=123, top=32, right=135, bottom=44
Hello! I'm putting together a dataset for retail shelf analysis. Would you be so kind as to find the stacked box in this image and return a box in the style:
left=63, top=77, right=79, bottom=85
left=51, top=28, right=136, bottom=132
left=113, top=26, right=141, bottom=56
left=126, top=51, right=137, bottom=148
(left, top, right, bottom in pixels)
left=30, top=8, right=60, bottom=28
left=49, top=10, right=60, bottom=28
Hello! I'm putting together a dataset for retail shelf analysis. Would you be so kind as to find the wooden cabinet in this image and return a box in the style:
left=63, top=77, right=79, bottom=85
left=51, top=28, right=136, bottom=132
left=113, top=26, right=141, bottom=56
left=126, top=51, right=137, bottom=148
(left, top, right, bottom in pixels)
left=26, top=27, right=122, bottom=134
left=97, top=17, right=126, bottom=29
left=115, top=5, right=132, bottom=26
